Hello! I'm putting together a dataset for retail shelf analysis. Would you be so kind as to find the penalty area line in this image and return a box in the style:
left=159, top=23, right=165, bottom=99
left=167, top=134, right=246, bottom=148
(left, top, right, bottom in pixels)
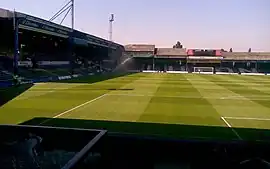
left=221, top=117, right=242, bottom=140
left=39, top=94, right=107, bottom=125
left=224, top=116, right=270, bottom=121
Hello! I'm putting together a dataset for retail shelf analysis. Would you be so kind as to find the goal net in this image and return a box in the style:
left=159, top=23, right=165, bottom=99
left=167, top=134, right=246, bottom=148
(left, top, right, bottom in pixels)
left=193, top=67, right=214, bottom=74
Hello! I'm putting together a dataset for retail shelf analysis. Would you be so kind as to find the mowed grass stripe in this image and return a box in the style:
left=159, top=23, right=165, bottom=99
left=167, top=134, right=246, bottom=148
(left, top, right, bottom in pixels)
left=14, top=83, right=87, bottom=101
left=205, top=75, right=270, bottom=110
left=239, top=75, right=270, bottom=84
left=140, top=74, right=223, bottom=126
left=59, top=73, right=164, bottom=122
left=0, top=73, right=143, bottom=124
left=186, top=75, right=241, bottom=123
left=139, top=73, right=236, bottom=140
left=189, top=74, right=258, bottom=140
left=227, top=75, right=270, bottom=94
left=202, top=75, right=270, bottom=120
left=197, top=75, right=270, bottom=141
left=47, top=73, right=149, bottom=121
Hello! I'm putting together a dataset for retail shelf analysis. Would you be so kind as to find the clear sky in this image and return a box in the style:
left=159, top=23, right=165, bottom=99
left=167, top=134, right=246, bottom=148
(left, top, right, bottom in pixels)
left=1, top=0, right=270, bottom=51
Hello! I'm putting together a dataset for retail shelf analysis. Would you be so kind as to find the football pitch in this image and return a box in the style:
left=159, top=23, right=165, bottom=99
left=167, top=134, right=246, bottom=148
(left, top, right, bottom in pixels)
left=1, top=73, right=270, bottom=142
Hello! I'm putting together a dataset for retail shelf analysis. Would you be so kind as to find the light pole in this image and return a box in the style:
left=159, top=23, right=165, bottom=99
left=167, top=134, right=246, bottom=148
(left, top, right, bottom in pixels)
left=109, top=14, right=114, bottom=42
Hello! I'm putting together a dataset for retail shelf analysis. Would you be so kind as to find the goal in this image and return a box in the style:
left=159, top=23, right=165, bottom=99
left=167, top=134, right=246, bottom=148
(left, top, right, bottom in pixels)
left=193, top=67, right=214, bottom=74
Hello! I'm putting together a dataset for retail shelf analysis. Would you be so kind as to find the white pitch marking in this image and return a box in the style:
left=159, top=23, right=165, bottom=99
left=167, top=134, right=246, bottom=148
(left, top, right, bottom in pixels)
left=221, top=117, right=242, bottom=140
left=220, top=95, right=246, bottom=100
left=28, top=90, right=54, bottom=93
left=39, top=94, right=107, bottom=125
left=31, top=87, right=70, bottom=90
left=224, top=117, right=270, bottom=121
left=221, top=117, right=232, bottom=127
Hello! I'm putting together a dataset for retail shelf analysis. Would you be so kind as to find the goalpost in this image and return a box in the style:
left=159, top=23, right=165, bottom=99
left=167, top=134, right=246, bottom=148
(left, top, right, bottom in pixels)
left=193, top=67, right=214, bottom=74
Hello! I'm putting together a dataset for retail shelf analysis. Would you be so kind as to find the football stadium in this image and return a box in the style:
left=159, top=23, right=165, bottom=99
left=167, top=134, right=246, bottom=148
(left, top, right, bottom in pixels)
left=1, top=4, right=270, bottom=169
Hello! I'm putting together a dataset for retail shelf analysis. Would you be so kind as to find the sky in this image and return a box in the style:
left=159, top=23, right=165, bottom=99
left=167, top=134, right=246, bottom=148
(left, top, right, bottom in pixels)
left=1, top=0, right=270, bottom=51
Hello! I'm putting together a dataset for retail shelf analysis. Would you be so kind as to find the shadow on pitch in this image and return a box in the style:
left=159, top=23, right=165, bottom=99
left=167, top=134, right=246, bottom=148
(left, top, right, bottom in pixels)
left=20, top=117, right=270, bottom=143
left=0, top=84, right=33, bottom=107
left=51, top=72, right=137, bottom=84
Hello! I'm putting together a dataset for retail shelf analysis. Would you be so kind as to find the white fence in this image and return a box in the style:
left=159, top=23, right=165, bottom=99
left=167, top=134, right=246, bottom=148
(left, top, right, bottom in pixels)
left=141, top=70, right=270, bottom=76
left=142, top=70, right=158, bottom=73
left=216, top=72, right=239, bottom=75
left=241, top=73, right=266, bottom=76
left=192, top=72, right=213, bottom=75
left=166, top=71, right=188, bottom=74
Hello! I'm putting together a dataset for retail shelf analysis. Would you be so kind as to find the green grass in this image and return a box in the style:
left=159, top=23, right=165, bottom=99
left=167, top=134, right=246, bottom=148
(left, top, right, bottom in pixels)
left=0, top=73, right=270, bottom=141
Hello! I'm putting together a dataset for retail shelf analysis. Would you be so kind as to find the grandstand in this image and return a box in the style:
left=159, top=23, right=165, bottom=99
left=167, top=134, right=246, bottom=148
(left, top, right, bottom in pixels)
left=125, top=44, right=155, bottom=57
left=0, top=8, right=124, bottom=87
left=222, top=52, right=270, bottom=73
left=123, top=45, right=270, bottom=74
left=155, top=48, right=187, bottom=71
left=124, top=44, right=156, bottom=71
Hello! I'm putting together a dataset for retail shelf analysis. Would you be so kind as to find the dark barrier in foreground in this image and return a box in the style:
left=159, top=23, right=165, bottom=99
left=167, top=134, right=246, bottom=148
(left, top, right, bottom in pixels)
left=13, top=118, right=270, bottom=169
left=0, top=125, right=106, bottom=169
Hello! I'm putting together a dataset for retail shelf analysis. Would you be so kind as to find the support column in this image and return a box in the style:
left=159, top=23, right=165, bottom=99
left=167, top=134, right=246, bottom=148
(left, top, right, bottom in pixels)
left=152, top=56, right=155, bottom=71
left=255, top=61, right=258, bottom=70
left=13, top=16, right=19, bottom=75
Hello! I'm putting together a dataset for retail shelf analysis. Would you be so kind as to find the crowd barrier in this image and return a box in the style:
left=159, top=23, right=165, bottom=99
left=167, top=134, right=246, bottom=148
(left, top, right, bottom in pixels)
left=166, top=71, right=188, bottom=74
left=142, top=70, right=158, bottom=73
left=142, top=70, right=189, bottom=74
left=216, top=72, right=239, bottom=75
left=241, top=73, right=266, bottom=76
left=216, top=72, right=269, bottom=76
left=192, top=72, right=214, bottom=75
left=141, top=71, right=270, bottom=76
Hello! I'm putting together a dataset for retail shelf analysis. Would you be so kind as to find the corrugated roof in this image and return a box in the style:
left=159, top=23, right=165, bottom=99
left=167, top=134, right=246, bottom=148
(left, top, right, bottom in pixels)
left=125, top=44, right=155, bottom=52
left=156, top=48, right=187, bottom=56
left=222, top=52, right=270, bottom=60
left=0, top=8, right=13, bottom=18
